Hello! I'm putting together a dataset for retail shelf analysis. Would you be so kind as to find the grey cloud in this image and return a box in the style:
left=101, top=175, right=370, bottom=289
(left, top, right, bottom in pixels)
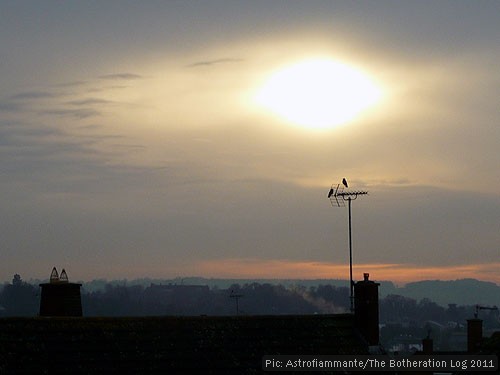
left=0, top=118, right=150, bottom=198
left=1, top=90, right=69, bottom=114
left=0, top=100, right=22, bottom=112
left=66, top=98, right=113, bottom=106
left=1, top=93, right=110, bottom=120
left=99, top=73, right=143, bottom=80
left=10, top=91, right=56, bottom=100
left=1, top=91, right=55, bottom=113
left=109, top=143, right=147, bottom=151
left=53, top=80, right=88, bottom=88
left=187, top=58, right=244, bottom=68
left=40, top=108, right=101, bottom=119
left=0, top=121, right=60, bottom=141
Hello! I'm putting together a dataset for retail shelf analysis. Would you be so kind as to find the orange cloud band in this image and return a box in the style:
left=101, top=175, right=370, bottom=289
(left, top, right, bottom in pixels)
left=193, top=258, right=500, bottom=285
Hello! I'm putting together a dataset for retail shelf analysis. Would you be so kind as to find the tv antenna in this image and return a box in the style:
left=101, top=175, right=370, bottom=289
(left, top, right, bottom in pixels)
left=328, top=178, right=368, bottom=312
left=474, top=305, right=498, bottom=319
left=229, top=290, right=243, bottom=315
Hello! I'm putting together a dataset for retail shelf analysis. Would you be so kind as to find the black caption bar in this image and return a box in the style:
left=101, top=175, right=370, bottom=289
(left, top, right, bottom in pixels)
left=263, top=355, right=498, bottom=372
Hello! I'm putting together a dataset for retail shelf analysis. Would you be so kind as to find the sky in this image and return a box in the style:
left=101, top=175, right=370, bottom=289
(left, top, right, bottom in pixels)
left=1, top=1, right=499, bottom=285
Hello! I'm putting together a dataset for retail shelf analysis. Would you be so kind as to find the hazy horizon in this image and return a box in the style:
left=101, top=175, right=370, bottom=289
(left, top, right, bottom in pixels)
left=1, top=2, right=499, bottom=284
left=4, top=273, right=500, bottom=308
left=6, top=272, right=500, bottom=290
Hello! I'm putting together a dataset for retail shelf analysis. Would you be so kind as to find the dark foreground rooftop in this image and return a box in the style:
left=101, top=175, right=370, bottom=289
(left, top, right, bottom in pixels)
left=0, top=314, right=366, bottom=374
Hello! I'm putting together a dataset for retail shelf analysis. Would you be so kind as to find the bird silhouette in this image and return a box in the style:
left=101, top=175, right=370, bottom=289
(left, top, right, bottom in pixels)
left=342, top=178, right=348, bottom=188
left=328, top=188, right=334, bottom=198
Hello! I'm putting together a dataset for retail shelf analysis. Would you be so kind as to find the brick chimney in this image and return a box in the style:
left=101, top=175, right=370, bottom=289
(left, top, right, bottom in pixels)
left=422, top=336, right=433, bottom=354
left=467, top=318, right=482, bottom=353
left=354, top=273, right=380, bottom=345
left=39, top=267, right=82, bottom=317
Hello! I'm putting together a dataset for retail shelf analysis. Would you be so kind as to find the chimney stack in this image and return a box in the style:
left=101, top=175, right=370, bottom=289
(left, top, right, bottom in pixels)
left=354, top=273, right=380, bottom=346
left=422, top=334, right=433, bottom=354
left=39, top=267, right=82, bottom=317
left=467, top=318, right=482, bottom=353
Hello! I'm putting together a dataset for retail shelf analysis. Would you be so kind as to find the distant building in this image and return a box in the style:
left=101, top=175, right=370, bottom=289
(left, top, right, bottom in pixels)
left=410, top=310, right=500, bottom=375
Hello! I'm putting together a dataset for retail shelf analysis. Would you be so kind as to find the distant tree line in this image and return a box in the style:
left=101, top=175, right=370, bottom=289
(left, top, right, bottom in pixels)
left=0, top=275, right=498, bottom=330
left=0, top=274, right=39, bottom=316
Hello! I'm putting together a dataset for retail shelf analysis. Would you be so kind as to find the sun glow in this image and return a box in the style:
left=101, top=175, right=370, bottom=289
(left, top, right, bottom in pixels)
left=255, top=59, right=383, bottom=129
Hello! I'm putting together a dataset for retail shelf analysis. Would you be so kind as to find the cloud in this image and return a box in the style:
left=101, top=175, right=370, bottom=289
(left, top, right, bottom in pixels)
left=186, top=58, right=244, bottom=68
left=3, top=76, right=140, bottom=121
left=0, top=121, right=60, bottom=140
left=194, top=258, right=500, bottom=285
left=40, top=108, right=101, bottom=119
left=53, top=81, right=88, bottom=88
left=10, top=91, right=57, bottom=100
left=1, top=88, right=113, bottom=120
left=98, top=73, right=143, bottom=80
left=0, top=100, right=22, bottom=112
left=1, top=91, right=59, bottom=113
left=66, top=98, right=113, bottom=106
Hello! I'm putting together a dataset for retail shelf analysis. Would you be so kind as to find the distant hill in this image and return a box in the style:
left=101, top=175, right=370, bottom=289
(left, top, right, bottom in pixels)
left=77, top=277, right=397, bottom=293
left=393, top=279, right=500, bottom=307
left=171, top=278, right=499, bottom=307
left=19, top=276, right=499, bottom=307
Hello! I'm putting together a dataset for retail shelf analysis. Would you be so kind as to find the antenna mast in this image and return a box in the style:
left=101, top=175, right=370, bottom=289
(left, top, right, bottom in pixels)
left=474, top=304, right=499, bottom=319
left=328, top=178, right=368, bottom=312
left=230, top=290, right=243, bottom=315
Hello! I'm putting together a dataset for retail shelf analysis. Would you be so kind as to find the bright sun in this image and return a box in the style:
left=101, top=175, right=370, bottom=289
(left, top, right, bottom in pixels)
left=254, top=59, right=383, bottom=130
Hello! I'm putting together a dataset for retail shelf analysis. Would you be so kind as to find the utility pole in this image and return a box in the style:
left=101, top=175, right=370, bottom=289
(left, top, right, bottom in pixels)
left=328, top=179, right=368, bottom=312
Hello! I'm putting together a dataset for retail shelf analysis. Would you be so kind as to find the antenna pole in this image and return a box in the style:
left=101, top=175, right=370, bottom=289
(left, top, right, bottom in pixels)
left=230, top=291, right=243, bottom=315
left=348, top=197, right=354, bottom=312
left=328, top=179, right=368, bottom=313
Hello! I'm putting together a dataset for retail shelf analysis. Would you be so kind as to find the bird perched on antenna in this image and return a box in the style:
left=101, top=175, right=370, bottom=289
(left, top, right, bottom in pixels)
left=342, top=178, right=348, bottom=188
left=328, top=187, right=334, bottom=198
